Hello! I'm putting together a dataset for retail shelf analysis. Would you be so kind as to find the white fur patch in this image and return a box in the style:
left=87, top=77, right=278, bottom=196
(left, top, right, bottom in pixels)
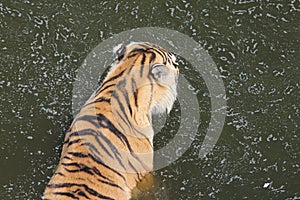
left=113, top=43, right=124, bottom=54
left=151, top=88, right=177, bottom=115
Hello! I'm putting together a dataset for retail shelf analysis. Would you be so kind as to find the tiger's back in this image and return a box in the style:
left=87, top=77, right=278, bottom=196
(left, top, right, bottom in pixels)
left=43, top=42, right=179, bottom=200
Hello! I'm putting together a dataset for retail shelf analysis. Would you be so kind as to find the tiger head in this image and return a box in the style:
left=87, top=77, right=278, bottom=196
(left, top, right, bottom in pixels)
left=107, top=42, right=179, bottom=128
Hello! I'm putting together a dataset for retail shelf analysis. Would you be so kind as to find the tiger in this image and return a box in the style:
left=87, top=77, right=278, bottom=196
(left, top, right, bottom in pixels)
left=43, top=42, right=179, bottom=200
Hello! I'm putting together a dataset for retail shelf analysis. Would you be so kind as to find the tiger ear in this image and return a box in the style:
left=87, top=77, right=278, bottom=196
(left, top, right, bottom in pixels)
left=113, top=43, right=126, bottom=61
left=151, top=64, right=170, bottom=83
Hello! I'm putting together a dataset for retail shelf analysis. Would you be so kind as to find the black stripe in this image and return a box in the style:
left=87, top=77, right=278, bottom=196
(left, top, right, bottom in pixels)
left=84, top=140, right=127, bottom=171
left=63, top=166, right=93, bottom=175
left=85, top=97, right=111, bottom=107
left=146, top=69, right=154, bottom=109
left=63, top=155, right=72, bottom=160
left=67, top=139, right=81, bottom=147
left=166, top=53, right=172, bottom=64
left=101, top=70, right=125, bottom=88
left=126, top=94, right=133, bottom=116
left=106, top=90, right=114, bottom=95
left=61, top=162, right=121, bottom=189
left=114, top=109, right=139, bottom=138
left=132, top=78, right=138, bottom=108
left=111, top=91, right=142, bottom=137
left=151, top=49, right=167, bottom=64
left=149, top=51, right=156, bottom=63
left=77, top=190, right=89, bottom=199
left=69, top=129, right=125, bottom=169
left=75, top=115, right=100, bottom=128
left=140, top=53, right=146, bottom=77
left=97, top=113, right=133, bottom=152
left=99, top=90, right=144, bottom=139
left=84, top=184, right=114, bottom=200
left=82, top=131, right=113, bottom=158
left=63, top=138, right=69, bottom=144
left=47, top=183, right=114, bottom=200
left=111, top=91, right=140, bottom=138
left=61, top=162, right=83, bottom=167
left=68, top=152, right=88, bottom=158
left=97, top=112, right=149, bottom=171
left=62, top=161, right=115, bottom=184
left=127, top=52, right=138, bottom=58
left=81, top=141, right=110, bottom=158
left=111, top=92, right=128, bottom=124
left=91, top=129, right=124, bottom=162
left=67, top=129, right=124, bottom=162
left=54, top=172, right=65, bottom=177
left=128, top=151, right=151, bottom=173
left=88, top=152, right=126, bottom=181
left=117, top=80, right=133, bottom=116
left=97, top=178, right=124, bottom=191
left=127, top=55, right=139, bottom=73
left=67, top=151, right=125, bottom=181
left=95, top=83, right=116, bottom=96
left=97, top=114, right=150, bottom=170
left=92, top=166, right=112, bottom=182
left=118, top=80, right=133, bottom=116
left=47, top=182, right=71, bottom=188
left=94, top=97, right=111, bottom=103
left=127, top=160, right=142, bottom=181
left=130, top=48, right=147, bottom=54
left=53, top=192, right=78, bottom=199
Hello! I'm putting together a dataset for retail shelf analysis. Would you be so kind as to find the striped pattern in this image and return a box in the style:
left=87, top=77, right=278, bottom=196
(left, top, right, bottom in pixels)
left=43, top=42, right=179, bottom=200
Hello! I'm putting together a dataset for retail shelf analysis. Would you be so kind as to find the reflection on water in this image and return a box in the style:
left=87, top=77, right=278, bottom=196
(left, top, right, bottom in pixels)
left=0, top=0, right=299, bottom=199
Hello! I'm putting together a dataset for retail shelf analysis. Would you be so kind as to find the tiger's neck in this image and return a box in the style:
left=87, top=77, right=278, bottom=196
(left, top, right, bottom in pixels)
left=85, top=79, right=154, bottom=145
left=110, top=79, right=155, bottom=143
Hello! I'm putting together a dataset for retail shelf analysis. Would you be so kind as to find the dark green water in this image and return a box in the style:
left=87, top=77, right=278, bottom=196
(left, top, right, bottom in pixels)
left=0, top=0, right=299, bottom=199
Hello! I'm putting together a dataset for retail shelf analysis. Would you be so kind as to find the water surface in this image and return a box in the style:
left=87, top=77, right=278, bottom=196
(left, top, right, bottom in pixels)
left=0, top=0, right=299, bottom=199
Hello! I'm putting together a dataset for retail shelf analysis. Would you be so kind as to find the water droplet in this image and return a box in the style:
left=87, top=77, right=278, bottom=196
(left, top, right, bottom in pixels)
left=239, top=72, right=248, bottom=81
left=263, top=182, right=272, bottom=188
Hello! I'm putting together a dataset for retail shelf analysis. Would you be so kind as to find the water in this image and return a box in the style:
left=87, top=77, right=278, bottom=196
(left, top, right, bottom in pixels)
left=1, top=0, right=299, bottom=199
